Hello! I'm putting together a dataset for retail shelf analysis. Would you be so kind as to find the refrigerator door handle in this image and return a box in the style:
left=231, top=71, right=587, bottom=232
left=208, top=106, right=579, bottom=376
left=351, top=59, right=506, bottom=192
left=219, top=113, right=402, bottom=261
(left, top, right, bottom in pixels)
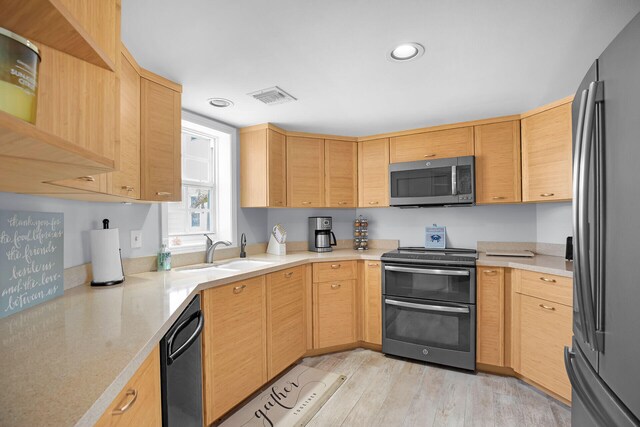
left=167, top=310, right=204, bottom=365
left=564, top=347, right=609, bottom=426
left=578, top=80, right=601, bottom=351
left=572, top=87, right=590, bottom=345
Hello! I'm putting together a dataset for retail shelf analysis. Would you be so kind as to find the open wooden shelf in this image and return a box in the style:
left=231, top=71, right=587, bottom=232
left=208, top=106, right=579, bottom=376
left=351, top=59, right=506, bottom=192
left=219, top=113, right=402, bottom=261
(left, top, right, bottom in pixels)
left=0, top=0, right=115, bottom=71
left=0, top=110, right=115, bottom=193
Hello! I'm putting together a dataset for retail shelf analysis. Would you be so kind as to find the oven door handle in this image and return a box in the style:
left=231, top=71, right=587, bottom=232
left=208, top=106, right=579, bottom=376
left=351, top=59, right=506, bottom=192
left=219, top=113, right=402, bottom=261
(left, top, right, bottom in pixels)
left=384, top=265, right=470, bottom=276
left=385, top=298, right=470, bottom=314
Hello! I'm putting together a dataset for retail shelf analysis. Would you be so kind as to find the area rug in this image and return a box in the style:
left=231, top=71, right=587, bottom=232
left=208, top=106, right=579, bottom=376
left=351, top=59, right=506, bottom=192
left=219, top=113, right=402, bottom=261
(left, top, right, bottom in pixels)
left=218, top=364, right=347, bottom=427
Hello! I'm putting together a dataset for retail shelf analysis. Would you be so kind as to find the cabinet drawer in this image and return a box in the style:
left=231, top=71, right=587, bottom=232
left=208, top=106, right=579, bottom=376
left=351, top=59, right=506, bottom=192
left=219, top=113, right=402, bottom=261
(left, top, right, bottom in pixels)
left=518, top=270, right=572, bottom=306
left=267, top=265, right=305, bottom=287
left=519, top=294, right=572, bottom=400
left=313, top=261, right=357, bottom=282
left=95, top=347, right=161, bottom=427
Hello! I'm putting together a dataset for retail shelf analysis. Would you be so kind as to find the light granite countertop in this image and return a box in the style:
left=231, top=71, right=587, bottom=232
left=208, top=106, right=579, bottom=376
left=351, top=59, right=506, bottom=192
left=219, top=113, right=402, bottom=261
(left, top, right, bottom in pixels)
left=0, top=248, right=572, bottom=426
left=0, top=249, right=385, bottom=427
left=477, top=252, right=574, bottom=278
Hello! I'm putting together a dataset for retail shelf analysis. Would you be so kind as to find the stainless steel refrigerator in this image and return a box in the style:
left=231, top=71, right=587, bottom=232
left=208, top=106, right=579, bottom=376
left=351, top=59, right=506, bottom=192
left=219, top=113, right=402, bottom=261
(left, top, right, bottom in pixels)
left=565, top=11, right=640, bottom=427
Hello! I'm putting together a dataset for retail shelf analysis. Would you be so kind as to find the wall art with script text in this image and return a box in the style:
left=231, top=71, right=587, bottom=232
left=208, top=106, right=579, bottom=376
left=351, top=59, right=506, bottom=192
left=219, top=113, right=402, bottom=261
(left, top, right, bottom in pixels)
left=0, top=210, right=64, bottom=319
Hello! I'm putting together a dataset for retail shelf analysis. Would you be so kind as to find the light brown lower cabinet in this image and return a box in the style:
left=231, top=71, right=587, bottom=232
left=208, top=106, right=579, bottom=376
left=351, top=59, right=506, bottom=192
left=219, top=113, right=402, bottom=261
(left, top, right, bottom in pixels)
left=313, top=279, right=357, bottom=348
left=476, top=267, right=505, bottom=366
left=201, top=276, right=267, bottom=425
left=266, top=266, right=307, bottom=380
left=94, top=346, right=161, bottom=427
left=362, top=261, right=382, bottom=345
left=477, top=267, right=573, bottom=402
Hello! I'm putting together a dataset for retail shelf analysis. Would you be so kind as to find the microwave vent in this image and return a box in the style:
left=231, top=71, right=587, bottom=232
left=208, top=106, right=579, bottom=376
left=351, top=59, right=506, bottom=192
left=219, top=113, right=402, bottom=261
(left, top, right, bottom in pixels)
left=248, top=86, right=297, bottom=105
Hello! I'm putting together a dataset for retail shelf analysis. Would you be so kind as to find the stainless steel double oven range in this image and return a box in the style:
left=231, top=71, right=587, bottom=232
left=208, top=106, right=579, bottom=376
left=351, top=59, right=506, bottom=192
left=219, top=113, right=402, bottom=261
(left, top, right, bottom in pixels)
left=381, top=247, right=477, bottom=371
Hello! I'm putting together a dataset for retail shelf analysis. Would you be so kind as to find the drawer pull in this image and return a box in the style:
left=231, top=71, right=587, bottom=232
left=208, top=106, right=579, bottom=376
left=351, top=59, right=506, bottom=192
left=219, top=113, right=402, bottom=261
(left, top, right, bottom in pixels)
left=540, top=193, right=555, bottom=197
left=492, top=196, right=505, bottom=200
left=483, top=270, right=498, bottom=275
left=156, top=192, right=172, bottom=196
left=284, top=272, right=293, bottom=278
left=121, top=185, right=134, bottom=192
left=112, top=389, right=138, bottom=415
left=539, top=277, right=557, bottom=283
left=331, top=283, right=341, bottom=289
left=330, top=264, right=341, bottom=269
left=368, top=263, right=379, bottom=267
left=424, top=154, right=436, bottom=158
left=368, top=201, right=379, bottom=205
left=233, top=285, right=246, bottom=294
left=539, top=304, right=556, bottom=311
left=78, top=176, right=96, bottom=182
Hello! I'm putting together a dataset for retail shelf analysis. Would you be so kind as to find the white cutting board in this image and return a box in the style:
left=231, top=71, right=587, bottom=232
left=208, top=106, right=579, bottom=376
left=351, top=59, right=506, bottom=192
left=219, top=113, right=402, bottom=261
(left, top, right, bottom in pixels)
left=486, top=249, right=535, bottom=258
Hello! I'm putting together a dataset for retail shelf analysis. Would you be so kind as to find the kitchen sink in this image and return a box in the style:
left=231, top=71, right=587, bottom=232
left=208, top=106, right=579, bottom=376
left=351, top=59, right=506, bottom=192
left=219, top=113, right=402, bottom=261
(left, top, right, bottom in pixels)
left=175, top=259, right=273, bottom=273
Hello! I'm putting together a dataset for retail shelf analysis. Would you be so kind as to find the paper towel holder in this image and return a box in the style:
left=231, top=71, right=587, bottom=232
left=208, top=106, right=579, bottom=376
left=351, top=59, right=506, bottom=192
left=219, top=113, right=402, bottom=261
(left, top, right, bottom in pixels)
left=90, top=219, right=126, bottom=287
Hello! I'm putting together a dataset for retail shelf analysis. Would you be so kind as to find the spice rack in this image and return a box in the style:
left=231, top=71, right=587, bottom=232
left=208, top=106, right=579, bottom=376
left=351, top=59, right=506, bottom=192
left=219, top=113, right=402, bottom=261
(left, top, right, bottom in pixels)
left=353, top=215, right=369, bottom=250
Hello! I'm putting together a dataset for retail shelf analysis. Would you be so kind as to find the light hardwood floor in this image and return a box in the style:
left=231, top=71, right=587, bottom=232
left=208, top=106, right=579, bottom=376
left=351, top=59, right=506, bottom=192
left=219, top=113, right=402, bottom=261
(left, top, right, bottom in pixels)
left=300, top=349, right=570, bottom=427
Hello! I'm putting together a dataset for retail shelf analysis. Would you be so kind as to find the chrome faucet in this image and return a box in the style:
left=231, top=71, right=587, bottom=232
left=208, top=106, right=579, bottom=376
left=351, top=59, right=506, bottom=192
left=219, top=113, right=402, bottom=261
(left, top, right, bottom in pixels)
left=204, top=235, right=231, bottom=263
left=240, top=233, right=247, bottom=258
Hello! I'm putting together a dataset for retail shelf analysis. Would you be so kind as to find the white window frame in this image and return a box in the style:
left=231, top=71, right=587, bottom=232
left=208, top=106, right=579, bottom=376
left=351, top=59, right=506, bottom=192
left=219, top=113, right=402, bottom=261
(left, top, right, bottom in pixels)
left=161, top=111, right=237, bottom=253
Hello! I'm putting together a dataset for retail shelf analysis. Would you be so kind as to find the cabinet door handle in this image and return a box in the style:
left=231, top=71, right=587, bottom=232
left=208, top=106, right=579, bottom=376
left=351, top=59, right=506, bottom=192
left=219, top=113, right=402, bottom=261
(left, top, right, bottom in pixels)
left=121, top=186, right=134, bottom=192
left=424, top=154, right=436, bottom=158
left=331, top=283, right=341, bottom=289
left=284, top=272, right=293, bottom=278
left=540, top=193, right=555, bottom=197
left=539, top=276, right=557, bottom=283
left=301, top=201, right=312, bottom=205
left=330, top=264, right=341, bottom=269
left=539, top=304, right=556, bottom=311
left=78, top=176, right=96, bottom=182
left=112, top=389, right=138, bottom=415
left=492, top=196, right=505, bottom=200
left=368, top=201, right=379, bottom=205
left=483, top=270, right=498, bottom=275
left=338, top=201, right=348, bottom=205
left=156, top=192, right=172, bottom=196
left=233, top=284, right=246, bottom=294
left=368, top=263, right=379, bottom=267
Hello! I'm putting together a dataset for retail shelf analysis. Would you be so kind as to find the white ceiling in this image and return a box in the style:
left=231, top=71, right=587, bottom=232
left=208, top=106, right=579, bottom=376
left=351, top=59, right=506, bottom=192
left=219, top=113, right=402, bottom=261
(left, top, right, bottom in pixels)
left=122, top=0, right=640, bottom=136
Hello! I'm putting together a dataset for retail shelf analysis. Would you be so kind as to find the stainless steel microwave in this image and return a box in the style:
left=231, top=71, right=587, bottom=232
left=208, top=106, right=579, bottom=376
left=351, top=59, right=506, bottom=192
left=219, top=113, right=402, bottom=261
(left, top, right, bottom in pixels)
left=389, top=156, right=475, bottom=207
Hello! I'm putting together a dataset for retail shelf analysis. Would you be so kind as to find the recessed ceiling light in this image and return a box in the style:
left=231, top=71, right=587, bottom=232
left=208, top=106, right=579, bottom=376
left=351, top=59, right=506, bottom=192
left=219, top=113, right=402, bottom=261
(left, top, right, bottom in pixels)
left=388, top=42, right=425, bottom=62
left=208, top=98, right=234, bottom=108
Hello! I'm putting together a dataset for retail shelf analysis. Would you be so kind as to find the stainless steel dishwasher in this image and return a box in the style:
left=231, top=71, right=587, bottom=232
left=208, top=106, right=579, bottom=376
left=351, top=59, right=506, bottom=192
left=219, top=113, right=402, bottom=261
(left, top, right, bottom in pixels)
left=160, top=294, right=204, bottom=426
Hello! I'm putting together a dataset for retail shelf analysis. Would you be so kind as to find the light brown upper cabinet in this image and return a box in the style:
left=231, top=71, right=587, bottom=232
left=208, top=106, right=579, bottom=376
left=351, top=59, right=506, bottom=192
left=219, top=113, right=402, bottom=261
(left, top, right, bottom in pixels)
left=521, top=102, right=573, bottom=202
left=110, top=49, right=141, bottom=200
left=140, top=75, right=182, bottom=202
left=358, top=138, right=389, bottom=208
left=287, top=137, right=325, bottom=207
left=325, top=140, right=357, bottom=208
left=474, top=120, right=522, bottom=204
left=240, top=128, right=287, bottom=208
left=390, top=127, right=474, bottom=163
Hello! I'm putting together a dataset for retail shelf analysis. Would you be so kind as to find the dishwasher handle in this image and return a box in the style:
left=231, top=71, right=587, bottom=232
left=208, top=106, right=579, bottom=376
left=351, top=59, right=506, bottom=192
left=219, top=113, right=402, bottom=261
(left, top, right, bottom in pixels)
left=167, top=310, right=204, bottom=365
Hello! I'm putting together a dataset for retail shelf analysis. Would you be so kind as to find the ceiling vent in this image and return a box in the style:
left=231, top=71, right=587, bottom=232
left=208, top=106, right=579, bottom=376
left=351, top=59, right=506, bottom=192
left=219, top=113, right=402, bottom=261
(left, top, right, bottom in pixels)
left=248, top=86, right=297, bottom=106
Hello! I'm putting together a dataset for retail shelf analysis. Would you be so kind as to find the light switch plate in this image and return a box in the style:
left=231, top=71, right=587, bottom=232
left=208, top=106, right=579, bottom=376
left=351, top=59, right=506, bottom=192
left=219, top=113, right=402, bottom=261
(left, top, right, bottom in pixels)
left=130, top=230, right=143, bottom=249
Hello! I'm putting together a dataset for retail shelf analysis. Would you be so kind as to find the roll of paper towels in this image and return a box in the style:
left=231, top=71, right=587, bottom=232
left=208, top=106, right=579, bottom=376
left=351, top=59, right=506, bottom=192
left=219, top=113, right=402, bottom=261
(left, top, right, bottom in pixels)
left=90, top=228, right=124, bottom=285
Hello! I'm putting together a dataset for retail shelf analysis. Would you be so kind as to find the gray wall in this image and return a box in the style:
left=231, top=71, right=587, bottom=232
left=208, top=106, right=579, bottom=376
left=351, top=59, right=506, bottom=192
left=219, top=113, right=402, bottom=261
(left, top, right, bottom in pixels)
left=356, top=204, right=539, bottom=249
left=536, top=202, right=573, bottom=244
left=0, top=193, right=162, bottom=269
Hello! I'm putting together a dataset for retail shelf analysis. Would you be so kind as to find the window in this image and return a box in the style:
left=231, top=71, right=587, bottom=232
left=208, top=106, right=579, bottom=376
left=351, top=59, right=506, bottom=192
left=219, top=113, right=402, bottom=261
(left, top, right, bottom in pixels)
left=163, top=113, right=236, bottom=252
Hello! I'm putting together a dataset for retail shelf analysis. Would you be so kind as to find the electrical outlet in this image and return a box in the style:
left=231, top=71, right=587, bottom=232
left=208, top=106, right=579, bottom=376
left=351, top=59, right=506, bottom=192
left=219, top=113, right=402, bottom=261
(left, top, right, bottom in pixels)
left=130, top=230, right=143, bottom=249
